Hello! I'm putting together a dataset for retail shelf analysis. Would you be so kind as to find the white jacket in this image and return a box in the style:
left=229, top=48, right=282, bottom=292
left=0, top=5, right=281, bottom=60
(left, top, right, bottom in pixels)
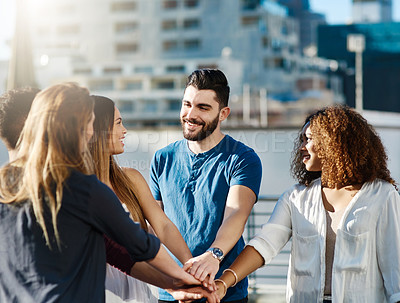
left=248, top=178, right=400, bottom=303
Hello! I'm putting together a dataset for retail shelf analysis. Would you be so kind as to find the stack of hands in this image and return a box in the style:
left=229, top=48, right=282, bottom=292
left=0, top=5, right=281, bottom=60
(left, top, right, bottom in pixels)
left=167, top=252, right=226, bottom=303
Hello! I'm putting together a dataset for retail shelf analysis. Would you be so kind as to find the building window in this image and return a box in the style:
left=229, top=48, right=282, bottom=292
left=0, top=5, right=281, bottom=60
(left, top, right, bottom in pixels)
left=271, top=39, right=282, bottom=52
left=118, top=100, right=135, bottom=113
left=166, top=65, right=185, bottom=73
left=162, top=20, right=177, bottom=31
left=116, top=43, right=138, bottom=54
left=124, top=81, right=142, bottom=90
left=73, top=67, right=92, bottom=75
left=56, top=24, right=80, bottom=35
left=241, top=0, right=259, bottom=10
left=111, top=1, right=137, bottom=12
left=262, top=36, right=269, bottom=48
left=162, top=0, right=178, bottom=9
left=184, top=0, right=199, bottom=8
left=103, top=67, right=122, bottom=74
left=143, top=100, right=158, bottom=113
left=163, top=40, right=179, bottom=51
left=167, top=99, right=181, bottom=111
left=281, top=24, right=288, bottom=35
left=183, top=18, right=200, bottom=29
left=115, top=22, right=138, bottom=33
left=197, top=63, right=218, bottom=69
left=134, top=66, right=153, bottom=73
left=184, top=39, right=200, bottom=50
left=89, top=80, right=114, bottom=91
left=156, top=80, right=175, bottom=89
left=263, top=57, right=284, bottom=69
left=241, top=16, right=259, bottom=26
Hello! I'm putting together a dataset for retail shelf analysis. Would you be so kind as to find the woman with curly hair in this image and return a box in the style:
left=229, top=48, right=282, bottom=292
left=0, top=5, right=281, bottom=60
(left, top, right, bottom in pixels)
left=214, top=105, right=400, bottom=303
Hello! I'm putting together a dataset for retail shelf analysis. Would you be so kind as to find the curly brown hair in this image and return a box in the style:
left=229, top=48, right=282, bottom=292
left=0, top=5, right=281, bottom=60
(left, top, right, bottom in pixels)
left=291, top=105, right=396, bottom=188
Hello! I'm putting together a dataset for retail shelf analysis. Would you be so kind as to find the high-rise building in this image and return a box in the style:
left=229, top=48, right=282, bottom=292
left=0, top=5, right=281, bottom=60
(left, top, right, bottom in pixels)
left=352, top=0, right=393, bottom=23
left=28, top=0, right=340, bottom=126
left=318, top=22, right=400, bottom=113
left=277, top=0, right=326, bottom=54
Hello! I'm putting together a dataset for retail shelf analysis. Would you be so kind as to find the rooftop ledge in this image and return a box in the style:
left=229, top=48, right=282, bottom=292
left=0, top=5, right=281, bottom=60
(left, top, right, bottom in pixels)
left=363, top=110, right=400, bottom=128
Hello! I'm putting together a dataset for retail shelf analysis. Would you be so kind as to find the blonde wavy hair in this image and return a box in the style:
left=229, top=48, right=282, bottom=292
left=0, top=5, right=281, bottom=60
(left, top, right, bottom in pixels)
left=89, top=96, right=147, bottom=230
left=291, top=105, right=396, bottom=188
left=0, top=83, right=94, bottom=248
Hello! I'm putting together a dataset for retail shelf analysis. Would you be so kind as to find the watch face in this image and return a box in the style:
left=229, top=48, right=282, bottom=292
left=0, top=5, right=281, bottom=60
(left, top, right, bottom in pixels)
left=213, top=248, right=223, bottom=258
left=207, top=247, right=224, bottom=260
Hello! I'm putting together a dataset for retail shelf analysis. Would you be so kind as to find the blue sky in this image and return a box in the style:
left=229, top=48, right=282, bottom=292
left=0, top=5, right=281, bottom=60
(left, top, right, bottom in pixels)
left=310, top=0, right=400, bottom=23
left=0, top=0, right=399, bottom=59
left=310, top=0, right=352, bottom=24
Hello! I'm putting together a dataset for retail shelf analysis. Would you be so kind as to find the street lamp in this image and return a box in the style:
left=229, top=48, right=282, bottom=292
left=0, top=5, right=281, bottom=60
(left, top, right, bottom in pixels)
left=347, top=34, right=365, bottom=112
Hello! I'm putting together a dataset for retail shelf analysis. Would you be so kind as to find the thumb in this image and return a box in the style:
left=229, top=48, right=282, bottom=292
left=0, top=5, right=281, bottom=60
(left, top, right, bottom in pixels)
left=182, top=262, right=192, bottom=272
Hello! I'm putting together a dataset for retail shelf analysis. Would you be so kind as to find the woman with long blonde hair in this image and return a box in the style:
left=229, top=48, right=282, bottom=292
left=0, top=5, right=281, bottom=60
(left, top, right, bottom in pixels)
left=90, top=96, right=193, bottom=302
left=0, top=83, right=206, bottom=303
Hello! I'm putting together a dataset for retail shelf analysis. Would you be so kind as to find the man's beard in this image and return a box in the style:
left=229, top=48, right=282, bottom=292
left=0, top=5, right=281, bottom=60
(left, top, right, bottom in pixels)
left=181, top=114, right=219, bottom=141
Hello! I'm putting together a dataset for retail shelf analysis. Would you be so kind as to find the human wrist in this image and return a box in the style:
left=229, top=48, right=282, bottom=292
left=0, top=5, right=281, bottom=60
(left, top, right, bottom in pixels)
left=223, top=268, right=238, bottom=287
left=170, top=270, right=192, bottom=289
left=205, top=251, right=221, bottom=264
left=215, top=279, right=227, bottom=297
left=206, top=247, right=224, bottom=261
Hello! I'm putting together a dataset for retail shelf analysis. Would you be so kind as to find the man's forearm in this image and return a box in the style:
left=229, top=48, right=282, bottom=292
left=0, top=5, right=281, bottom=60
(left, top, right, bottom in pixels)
left=211, top=185, right=256, bottom=255
left=209, top=209, right=249, bottom=255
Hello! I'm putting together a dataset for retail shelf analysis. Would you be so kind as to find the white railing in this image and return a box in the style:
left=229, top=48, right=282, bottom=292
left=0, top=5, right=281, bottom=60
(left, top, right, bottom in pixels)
left=244, top=195, right=289, bottom=297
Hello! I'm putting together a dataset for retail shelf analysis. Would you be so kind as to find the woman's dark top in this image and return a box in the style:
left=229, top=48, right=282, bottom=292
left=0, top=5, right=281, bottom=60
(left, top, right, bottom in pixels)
left=0, top=170, right=160, bottom=303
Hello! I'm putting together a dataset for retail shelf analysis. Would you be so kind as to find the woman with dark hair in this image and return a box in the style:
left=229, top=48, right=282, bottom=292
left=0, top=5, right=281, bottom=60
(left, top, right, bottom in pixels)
left=0, top=83, right=210, bottom=303
left=214, top=105, right=400, bottom=303
left=89, top=96, right=194, bottom=302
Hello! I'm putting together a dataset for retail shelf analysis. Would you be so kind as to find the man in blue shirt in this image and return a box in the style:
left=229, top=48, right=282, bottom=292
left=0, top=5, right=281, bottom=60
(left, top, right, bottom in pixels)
left=150, top=69, right=262, bottom=302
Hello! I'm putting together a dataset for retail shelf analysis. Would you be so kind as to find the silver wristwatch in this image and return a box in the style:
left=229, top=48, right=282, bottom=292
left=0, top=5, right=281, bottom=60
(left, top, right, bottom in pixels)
left=206, top=247, right=224, bottom=261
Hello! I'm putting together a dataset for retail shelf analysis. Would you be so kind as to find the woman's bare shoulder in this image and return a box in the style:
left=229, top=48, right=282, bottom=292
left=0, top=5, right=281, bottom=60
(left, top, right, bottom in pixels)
left=121, top=167, right=146, bottom=183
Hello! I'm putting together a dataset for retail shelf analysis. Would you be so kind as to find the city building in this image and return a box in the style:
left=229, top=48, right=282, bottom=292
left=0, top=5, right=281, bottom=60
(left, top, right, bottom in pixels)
left=26, top=0, right=341, bottom=126
left=277, top=0, right=326, bottom=55
left=352, top=0, right=393, bottom=23
left=317, top=22, right=400, bottom=113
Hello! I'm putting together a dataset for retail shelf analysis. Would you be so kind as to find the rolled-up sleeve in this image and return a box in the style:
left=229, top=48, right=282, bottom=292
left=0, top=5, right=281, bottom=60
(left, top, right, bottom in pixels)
left=247, top=190, right=293, bottom=265
left=376, top=190, right=400, bottom=303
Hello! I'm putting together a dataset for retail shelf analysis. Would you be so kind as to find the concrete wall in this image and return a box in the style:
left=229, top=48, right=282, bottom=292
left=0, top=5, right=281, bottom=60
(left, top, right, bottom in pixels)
left=1, top=124, right=400, bottom=195
left=114, top=125, right=400, bottom=196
